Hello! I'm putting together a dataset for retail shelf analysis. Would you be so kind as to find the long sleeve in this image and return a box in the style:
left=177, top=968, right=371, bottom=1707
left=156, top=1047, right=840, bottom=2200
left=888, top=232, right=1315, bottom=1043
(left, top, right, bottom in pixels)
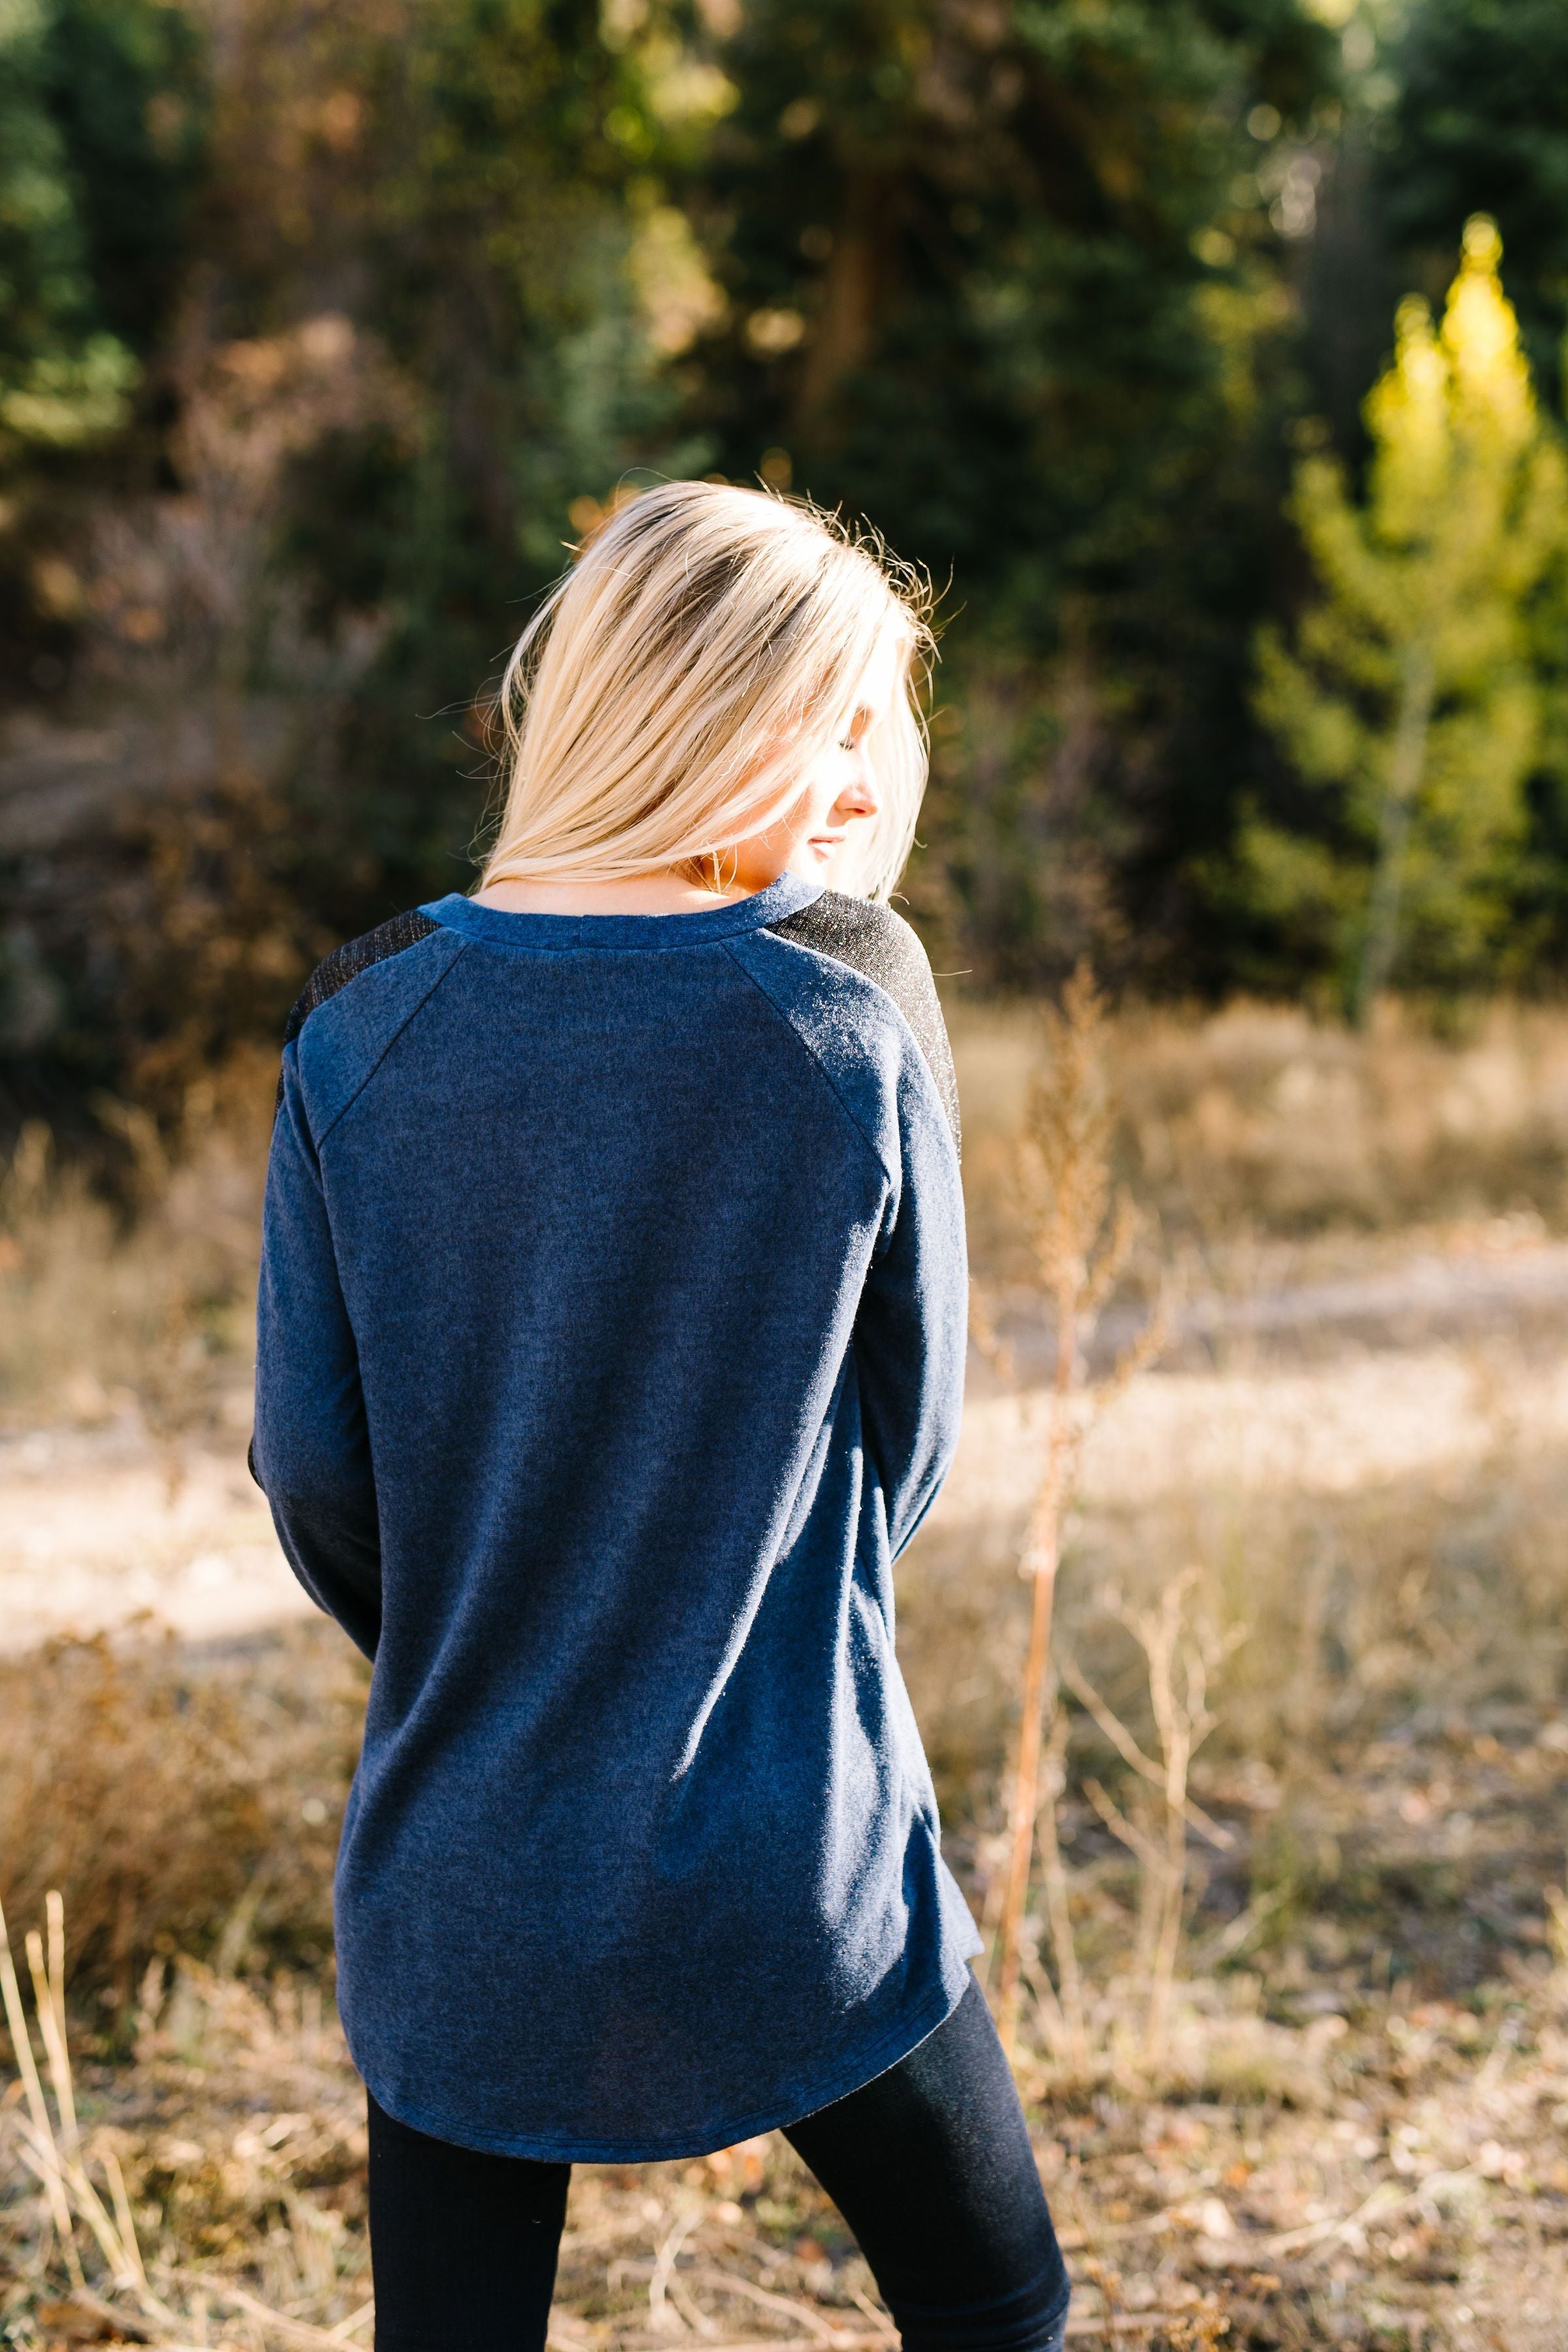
left=252, top=1052, right=383, bottom=1658
left=852, top=1051, right=968, bottom=1560
left=727, top=898, right=968, bottom=1565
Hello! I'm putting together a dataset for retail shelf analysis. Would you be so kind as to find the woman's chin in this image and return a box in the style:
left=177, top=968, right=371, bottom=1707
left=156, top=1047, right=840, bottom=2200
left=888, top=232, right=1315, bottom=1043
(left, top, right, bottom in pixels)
left=776, top=849, right=823, bottom=885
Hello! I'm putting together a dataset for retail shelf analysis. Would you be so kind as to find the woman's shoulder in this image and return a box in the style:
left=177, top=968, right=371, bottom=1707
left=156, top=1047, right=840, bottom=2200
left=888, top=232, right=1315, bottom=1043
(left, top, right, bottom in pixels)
left=765, top=892, right=929, bottom=1017
left=749, top=892, right=960, bottom=1156
left=274, top=908, right=465, bottom=1126
left=282, top=909, right=446, bottom=1053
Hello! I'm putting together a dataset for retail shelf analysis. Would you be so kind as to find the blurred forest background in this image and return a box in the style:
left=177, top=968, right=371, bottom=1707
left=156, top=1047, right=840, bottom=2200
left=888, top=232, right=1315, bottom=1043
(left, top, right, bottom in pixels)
left=15, top=8, right=1568, bottom=2345
left=7, top=0, right=1568, bottom=1143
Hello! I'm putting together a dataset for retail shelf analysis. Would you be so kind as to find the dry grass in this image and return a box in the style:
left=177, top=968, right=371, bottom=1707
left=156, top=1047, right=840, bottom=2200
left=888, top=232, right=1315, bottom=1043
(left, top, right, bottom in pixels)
left=953, top=996, right=1568, bottom=1282
left=7, top=994, right=1568, bottom=2347
left=0, top=1053, right=273, bottom=1431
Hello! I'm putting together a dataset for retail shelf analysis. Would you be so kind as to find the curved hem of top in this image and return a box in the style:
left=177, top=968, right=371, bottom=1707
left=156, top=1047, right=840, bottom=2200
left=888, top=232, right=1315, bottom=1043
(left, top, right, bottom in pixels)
left=345, top=1950, right=974, bottom=2165
left=417, top=872, right=822, bottom=953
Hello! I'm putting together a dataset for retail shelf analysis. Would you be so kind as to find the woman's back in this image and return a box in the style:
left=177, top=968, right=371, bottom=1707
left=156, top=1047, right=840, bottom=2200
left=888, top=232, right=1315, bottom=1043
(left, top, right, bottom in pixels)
left=253, top=870, right=975, bottom=2160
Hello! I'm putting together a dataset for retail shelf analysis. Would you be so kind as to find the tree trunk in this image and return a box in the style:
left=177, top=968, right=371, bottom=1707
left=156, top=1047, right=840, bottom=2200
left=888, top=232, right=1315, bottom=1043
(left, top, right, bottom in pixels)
left=1355, top=645, right=1435, bottom=1024
left=792, top=174, right=890, bottom=439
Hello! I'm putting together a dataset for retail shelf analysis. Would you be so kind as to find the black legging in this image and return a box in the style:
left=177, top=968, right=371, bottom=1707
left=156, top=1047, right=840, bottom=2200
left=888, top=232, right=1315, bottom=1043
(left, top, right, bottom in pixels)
left=367, top=1976, right=1070, bottom=2352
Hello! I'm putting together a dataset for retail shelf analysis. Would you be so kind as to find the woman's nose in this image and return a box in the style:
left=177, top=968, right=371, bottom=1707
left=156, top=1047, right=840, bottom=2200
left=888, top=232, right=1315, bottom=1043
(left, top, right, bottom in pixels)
left=836, top=760, right=879, bottom=821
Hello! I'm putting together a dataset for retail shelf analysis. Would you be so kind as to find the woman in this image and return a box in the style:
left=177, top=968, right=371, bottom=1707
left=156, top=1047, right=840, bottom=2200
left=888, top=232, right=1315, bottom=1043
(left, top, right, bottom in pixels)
left=253, top=481, right=1070, bottom=2352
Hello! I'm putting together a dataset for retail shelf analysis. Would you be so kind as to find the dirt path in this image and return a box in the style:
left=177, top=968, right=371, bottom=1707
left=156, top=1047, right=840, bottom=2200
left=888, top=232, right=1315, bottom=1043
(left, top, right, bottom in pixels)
left=0, top=1418, right=306, bottom=1653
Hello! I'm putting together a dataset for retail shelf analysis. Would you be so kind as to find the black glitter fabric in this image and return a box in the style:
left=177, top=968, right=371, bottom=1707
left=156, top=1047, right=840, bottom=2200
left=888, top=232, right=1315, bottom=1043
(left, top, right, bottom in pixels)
left=768, top=892, right=961, bottom=1155
left=275, top=910, right=440, bottom=1111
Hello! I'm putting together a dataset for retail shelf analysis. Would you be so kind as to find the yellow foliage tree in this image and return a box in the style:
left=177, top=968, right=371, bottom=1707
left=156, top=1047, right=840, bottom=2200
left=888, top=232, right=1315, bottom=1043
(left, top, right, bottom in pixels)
left=1245, top=218, right=1567, bottom=1017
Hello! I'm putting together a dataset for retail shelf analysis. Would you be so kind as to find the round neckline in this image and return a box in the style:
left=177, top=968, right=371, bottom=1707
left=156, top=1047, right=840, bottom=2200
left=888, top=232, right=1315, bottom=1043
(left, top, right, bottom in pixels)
left=419, top=870, right=823, bottom=952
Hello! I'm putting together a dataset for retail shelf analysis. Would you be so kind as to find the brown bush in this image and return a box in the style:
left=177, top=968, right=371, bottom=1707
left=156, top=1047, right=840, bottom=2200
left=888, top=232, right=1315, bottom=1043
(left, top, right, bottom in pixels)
left=0, top=1633, right=270, bottom=1998
left=0, top=1624, right=364, bottom=2004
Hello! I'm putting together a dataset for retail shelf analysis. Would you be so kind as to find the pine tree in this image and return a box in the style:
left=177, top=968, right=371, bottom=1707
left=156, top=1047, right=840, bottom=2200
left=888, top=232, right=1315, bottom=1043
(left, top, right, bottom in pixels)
left=1383, top=0, right=1568, bottom=400
left=1244, top=217, right=1567, bottom=1015
left=0, top=0, right=133, bottom=458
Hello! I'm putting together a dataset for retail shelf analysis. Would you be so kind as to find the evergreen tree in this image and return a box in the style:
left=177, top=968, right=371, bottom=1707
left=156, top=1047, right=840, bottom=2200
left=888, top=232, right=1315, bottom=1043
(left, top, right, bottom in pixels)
left=41, top=0, right=208, bottom=357
left=1382, top=0, right=1568, bottom=401
left=0, top=0, right=206, bottom=457
left=1243, top=219, right=1567, bottom=1014
left=0, top=0, right=208, bottom=705
left=0, top=0, right=135, bottom=461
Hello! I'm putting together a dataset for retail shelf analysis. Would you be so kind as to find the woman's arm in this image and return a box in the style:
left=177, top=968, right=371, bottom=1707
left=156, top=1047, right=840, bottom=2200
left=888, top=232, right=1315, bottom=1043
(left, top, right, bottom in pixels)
left=732, top=901, right=969, bottom=1561
left=252, top=1056, right=383, bottom=1659
left=853, top=1049, right=968, bottom=1560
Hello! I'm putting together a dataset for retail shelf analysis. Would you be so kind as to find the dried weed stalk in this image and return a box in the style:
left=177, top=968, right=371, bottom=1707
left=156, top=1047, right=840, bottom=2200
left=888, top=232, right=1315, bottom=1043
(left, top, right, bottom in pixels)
left=1066, top=1572, right=1242, bottom=2066
left=135, top=1286, right=223, bottom=1505
left=971, top=966, right=1166, bottom=2063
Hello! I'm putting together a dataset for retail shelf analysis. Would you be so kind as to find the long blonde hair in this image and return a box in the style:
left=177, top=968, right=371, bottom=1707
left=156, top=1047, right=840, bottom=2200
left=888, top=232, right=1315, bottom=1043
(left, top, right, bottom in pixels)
left=478, top=481, right=934, bottom=902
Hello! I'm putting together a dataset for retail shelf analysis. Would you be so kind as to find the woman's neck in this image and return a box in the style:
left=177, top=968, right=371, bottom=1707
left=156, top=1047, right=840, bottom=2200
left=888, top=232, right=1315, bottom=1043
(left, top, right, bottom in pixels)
left=472, top=870, right=765, bottom=917
left=470, top=865, right=789, bottom=917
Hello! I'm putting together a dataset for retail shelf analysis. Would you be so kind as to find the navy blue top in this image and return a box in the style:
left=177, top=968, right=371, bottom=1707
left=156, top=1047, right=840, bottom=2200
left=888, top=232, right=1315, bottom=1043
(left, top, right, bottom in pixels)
left=252, top=872, right=979, bottom=2161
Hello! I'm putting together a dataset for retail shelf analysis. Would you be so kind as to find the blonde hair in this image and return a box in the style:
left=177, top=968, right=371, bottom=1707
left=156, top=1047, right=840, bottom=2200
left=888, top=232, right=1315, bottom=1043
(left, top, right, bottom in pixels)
left=478, top=480, right=934, bottom=902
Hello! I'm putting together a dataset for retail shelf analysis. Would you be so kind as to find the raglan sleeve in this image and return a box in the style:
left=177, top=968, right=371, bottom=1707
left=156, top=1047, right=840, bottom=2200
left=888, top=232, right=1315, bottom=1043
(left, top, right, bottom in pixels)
left=251, top=1049, right=383, bottom=1659
left=851, top=1030, right=969, bottom=1560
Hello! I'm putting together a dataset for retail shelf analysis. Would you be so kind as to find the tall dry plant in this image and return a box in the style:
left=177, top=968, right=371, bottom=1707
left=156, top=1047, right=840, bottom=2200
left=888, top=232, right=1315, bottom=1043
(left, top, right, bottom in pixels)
left=972, top=966, right=1167, bottom=2062
left=134, top=1287, right=223, bottom=1505
left=1064, top=1573, right=1241, bottom=2066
